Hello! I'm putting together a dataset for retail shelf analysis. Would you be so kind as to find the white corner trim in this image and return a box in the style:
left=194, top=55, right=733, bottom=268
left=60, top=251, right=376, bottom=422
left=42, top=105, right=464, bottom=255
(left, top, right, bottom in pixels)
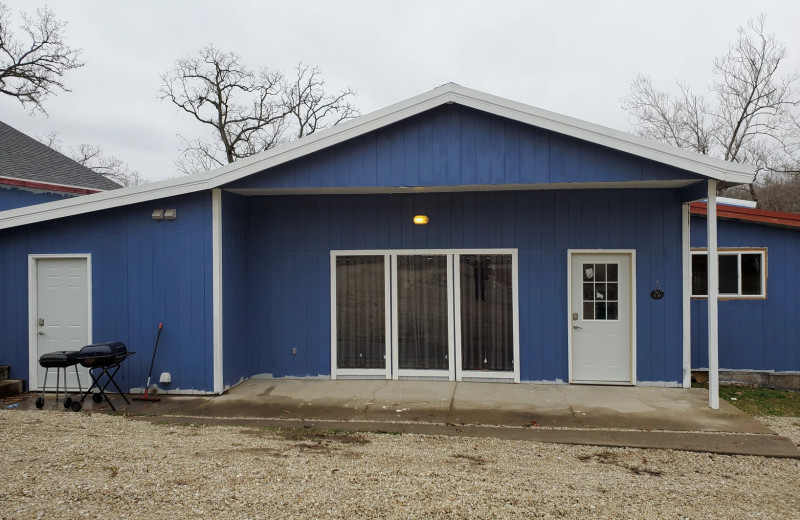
left=212, top=189, right=223, bottom=394
left=0, top=84, right=754, bottom=232
left=681, top=204, right=692, bottom=388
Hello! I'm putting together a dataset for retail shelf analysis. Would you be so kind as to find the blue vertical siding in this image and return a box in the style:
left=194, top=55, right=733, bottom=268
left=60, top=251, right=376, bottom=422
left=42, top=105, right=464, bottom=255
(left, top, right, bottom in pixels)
left=0, top=186, right=76, bottom=210
left=222, top=191, right=251, bottom=387
left=0, top=192, right=214, bottom=391
left=225, top=105, right=705, bottom=191
left=238, top=189, right=683, bottom=383
left=691, top=216, right=800, bottom=372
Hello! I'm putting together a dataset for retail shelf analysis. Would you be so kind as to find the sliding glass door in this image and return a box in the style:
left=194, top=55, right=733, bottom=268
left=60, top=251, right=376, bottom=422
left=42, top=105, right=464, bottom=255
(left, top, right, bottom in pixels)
left=456, top=254, right=515, bottom=374
left=331, top=250, right=518, bottom=382
left=393, top=255, right=454, bottom=379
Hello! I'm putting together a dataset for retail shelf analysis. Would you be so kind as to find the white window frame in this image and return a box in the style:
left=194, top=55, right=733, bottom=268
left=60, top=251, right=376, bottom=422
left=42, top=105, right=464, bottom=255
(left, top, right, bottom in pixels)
left=330, top=249, right=520, bottom=382
left=690, top=248, right=767, bottom=299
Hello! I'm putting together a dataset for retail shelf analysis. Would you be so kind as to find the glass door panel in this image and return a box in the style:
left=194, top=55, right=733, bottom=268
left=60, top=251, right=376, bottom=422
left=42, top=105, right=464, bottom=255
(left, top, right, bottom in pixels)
left=459, top=254, right=514, bottom=372
left=396, top=255, right=450, bottom=370
left=335, top=255, right=386, bottom=369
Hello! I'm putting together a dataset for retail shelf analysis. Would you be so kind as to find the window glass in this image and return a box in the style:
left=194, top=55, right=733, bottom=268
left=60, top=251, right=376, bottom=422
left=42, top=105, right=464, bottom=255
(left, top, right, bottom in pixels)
left=691, top=250, right=765, bottom=298
left=741, top=254, right=762, bottom=295
left=718, top=255, right=739, bottom=294
left=691, top=254, right=708, bottom=296
left=582, top=263, right=619, bottom=320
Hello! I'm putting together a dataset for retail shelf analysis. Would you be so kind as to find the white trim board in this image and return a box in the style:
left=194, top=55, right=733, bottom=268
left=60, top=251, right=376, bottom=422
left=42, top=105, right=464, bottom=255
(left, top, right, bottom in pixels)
left=212, top=189, right=223, bottom=394
left=0, top=83, right=754, bottom=232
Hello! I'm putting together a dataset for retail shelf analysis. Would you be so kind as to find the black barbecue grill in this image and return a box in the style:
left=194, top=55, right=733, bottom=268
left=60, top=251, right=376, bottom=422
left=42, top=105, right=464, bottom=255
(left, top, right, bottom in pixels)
left=36, top=350, right=83, bottom=411
left=76, top=342, right=134, bottom=412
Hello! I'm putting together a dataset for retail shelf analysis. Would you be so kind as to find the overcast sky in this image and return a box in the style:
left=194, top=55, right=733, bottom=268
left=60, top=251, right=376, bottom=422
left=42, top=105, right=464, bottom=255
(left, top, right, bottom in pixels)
left=2, top=0, right=799, bottom=183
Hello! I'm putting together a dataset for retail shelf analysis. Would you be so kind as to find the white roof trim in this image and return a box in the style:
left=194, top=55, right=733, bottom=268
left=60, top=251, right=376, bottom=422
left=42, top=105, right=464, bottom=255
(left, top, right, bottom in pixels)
left=0, top=83, right=755, bottom=231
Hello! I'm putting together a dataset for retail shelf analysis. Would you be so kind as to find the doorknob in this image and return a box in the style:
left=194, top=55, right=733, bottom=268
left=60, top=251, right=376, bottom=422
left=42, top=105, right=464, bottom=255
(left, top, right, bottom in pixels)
left=38, top=330, right=46, bottom=335
left=572, top=325, right=582, bottom=329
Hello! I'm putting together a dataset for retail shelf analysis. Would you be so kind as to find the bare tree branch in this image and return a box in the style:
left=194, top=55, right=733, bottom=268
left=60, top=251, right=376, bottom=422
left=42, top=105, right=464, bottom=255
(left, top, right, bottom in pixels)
left=37, top=131, right=143, bottom=186
left=622, top=15, right=800, bottom=208
left=159, top=46, right=359, bottom=174
left=0, top=2, right=84, bottom=114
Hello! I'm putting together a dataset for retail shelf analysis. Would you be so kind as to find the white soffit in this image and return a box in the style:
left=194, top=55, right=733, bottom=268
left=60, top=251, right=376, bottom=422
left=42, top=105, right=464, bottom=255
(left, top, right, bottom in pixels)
left=0, top=83, right=755, bottom=231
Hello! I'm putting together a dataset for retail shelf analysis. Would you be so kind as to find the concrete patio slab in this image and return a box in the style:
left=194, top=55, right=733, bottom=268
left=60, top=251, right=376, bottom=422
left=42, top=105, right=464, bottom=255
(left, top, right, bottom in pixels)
left=5, top=379, right=799, bottom=458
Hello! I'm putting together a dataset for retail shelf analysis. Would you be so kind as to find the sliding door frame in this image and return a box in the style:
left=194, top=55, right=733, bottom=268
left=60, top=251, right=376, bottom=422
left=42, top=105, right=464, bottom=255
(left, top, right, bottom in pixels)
left=330, top=248, right=520, bottom=382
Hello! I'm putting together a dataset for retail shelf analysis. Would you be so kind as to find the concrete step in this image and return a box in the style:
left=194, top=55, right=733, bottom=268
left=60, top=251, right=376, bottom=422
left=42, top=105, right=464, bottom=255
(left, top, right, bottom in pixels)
left=0, top=379, right=24, bottom=399
left=0, top=365, right=9, bottom=382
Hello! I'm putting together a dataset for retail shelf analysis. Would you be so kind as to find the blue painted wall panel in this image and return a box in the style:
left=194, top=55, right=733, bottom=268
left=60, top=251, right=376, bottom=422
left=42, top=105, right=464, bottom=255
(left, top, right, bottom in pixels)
left=224, top=105, right=705, bottom=192
left=0, top=186, right=76, bottom=211
left=691, top=216, right=800, bottom=372
left=0, top=192, right=214, bottom=391
left=238, top=189, right=683, bottom=383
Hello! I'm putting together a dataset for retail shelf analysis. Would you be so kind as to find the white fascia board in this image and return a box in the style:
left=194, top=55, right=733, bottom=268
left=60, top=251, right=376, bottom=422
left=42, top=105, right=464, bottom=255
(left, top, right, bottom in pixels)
left=0, top=83, right=755, bottom=231
left=0, top=173, right=217, bottom=230
left=445, top=84, right=755, bottom=184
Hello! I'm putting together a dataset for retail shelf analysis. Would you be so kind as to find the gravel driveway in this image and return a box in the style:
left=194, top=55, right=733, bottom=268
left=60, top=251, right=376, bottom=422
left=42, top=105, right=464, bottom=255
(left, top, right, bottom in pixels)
left=1, top=410, right=798, bottom=519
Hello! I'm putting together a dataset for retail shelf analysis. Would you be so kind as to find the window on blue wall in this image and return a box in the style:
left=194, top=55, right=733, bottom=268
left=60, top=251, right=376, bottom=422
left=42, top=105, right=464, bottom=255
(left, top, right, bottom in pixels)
left=691, top=249, right=766, bottom=298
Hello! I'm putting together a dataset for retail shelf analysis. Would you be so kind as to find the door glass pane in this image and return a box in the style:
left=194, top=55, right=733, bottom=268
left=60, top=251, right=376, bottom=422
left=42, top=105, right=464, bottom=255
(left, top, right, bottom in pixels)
left=460, top=254, right=513, bottom=371
left=719, top=255, right=738, bottom=294
left=741, top=254, right=762, bottom=295
left=397, top=255, right=449, bottom=370
left=336, top=255, right=385, bottom=369
left=582, top=263, right=620, bottom=321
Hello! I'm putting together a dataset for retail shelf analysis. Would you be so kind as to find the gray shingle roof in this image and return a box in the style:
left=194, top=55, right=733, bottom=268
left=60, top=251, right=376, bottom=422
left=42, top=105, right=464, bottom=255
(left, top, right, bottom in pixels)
left=0, top=120, right=122, bottom=191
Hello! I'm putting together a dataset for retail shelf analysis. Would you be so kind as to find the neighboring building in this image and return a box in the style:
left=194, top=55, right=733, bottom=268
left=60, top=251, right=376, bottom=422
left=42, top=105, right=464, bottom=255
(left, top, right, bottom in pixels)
left=0, top=84, right=753, bottom=395
left=690, top=201, right=800, bottom=385
left=0, top=120, right=121, bottom=211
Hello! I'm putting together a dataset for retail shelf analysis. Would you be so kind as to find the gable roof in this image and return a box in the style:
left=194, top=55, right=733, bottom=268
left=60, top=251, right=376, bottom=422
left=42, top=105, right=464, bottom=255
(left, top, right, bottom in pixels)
left=0, top=120, right=122, bottom=192
left=0, top=83, right=755, bottom=231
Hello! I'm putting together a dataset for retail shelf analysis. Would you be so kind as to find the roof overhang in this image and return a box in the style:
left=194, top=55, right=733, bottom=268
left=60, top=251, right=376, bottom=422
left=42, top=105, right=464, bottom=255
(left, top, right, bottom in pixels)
left=0, top=83, right=756, bottom=231
left=0, top=176, right=103, bottom=195
left=690, top=202, right=800, bottom=230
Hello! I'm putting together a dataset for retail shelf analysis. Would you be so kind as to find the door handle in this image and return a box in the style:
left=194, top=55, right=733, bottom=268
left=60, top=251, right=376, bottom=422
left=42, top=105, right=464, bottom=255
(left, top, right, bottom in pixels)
left=38, top=330, right=46, bottom=335
left=572, top=325, right=582, bottom=329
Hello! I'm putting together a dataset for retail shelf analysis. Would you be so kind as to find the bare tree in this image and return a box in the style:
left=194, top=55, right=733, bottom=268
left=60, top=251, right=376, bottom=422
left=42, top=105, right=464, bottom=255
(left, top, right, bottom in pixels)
left=622, top=15, right=800, bottom=206
left=39, top=131, right=143, bottom=187
left=159, top=45, right=359, bottom=175
left=0, top=2, right=84, bottom=114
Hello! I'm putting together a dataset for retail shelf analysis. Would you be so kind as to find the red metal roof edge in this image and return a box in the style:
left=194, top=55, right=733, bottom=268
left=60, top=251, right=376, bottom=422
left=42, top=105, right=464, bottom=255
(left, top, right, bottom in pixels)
left=690, top=201, right=800, bottom=229
left=0, top=176, right=101, bottom=195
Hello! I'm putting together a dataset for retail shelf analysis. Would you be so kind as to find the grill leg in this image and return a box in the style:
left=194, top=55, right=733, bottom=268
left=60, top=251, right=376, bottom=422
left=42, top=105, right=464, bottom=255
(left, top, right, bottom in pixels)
left=105, top=364, right=131, bottom=405
left=73, top=364, right=82, bottom=394
left=92, top=367, right=117, bottom=412
left=41, top=368, right=49, bottom=400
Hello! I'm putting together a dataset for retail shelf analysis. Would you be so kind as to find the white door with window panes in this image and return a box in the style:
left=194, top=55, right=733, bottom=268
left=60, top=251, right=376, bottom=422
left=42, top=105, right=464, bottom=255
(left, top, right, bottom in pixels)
left=570, top=252, right=634, bottom=384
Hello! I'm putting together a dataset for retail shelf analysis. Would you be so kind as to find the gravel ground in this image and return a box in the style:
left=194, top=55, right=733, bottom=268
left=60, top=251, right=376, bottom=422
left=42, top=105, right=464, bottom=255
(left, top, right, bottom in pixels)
left=1, top=410, right=799, bottom=519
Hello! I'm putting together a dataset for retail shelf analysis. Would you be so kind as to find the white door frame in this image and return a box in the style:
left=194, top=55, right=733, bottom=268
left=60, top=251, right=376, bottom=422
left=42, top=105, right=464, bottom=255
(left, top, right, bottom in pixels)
left=567, top=249, right=636, bottom=385
left=28, top=254, right=93, bottom=390
left=331, top=249, right=520, bottom=382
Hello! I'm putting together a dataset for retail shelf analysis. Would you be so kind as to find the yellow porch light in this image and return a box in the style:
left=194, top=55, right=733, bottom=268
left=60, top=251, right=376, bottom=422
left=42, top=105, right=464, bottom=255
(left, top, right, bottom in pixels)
left=413, top=215, right=429, bottom=225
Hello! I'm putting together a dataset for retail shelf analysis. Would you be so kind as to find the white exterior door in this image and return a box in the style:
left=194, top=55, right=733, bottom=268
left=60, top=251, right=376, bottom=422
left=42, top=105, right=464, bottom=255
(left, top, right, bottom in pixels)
left=31, top=257, right=91, bottom=390
left=570, top=252, right=634, bottom=384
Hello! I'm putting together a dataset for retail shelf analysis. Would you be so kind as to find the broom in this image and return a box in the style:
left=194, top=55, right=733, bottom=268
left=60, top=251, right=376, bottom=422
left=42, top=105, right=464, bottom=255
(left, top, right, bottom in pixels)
left=133, top=323, right=163, bottom=402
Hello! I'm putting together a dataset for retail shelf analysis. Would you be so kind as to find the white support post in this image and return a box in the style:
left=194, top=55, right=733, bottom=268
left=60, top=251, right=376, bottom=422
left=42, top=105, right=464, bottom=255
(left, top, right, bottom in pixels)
left=681, top=203, right=691, bottom=389
left=707, top=181, right=719, bottom=409
left=212, top=188, right=223, bottom=394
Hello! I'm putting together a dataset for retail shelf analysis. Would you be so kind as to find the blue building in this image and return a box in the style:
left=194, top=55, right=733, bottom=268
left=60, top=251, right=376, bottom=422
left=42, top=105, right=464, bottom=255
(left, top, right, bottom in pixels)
left=690, top=201, right=800, bottom=382
left=0, top=120, right=121, bottom=210
left=0, top=84, right=753, bottom=398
